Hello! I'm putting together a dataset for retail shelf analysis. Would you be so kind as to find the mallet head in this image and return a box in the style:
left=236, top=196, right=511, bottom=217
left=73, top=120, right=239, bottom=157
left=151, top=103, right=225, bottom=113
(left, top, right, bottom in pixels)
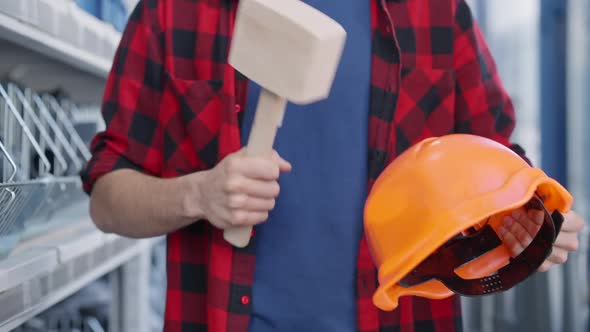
left=229, top=0, right=347, bottom=104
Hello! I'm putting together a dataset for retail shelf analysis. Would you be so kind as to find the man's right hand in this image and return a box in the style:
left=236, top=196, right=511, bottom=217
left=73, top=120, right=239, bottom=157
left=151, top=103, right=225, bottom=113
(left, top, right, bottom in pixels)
left=88, top=149, right=291, bottom=238
left=191, top=149, right=292, bottom=230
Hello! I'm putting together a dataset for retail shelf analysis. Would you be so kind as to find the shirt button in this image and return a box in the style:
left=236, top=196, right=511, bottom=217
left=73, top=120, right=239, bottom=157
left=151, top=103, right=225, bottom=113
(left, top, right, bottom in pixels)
left=241, top=295, right=250, bottom=305
left=234, top=104, right=242, bottom=113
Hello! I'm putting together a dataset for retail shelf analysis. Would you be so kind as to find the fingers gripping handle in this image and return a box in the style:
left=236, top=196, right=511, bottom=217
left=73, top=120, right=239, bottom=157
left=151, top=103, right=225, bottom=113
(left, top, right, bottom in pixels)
left=223, top=89, right=287, bottom=248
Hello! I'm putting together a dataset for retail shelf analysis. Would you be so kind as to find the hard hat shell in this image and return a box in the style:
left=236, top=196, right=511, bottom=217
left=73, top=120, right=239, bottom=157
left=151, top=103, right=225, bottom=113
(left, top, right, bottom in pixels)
left=364, top=134, right=573, bottom=311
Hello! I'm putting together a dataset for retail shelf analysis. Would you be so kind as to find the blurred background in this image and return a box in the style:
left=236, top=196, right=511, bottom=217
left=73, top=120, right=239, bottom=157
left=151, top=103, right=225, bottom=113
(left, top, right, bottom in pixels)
left=463, top=1, right=590, bottom=332
left=0, top=0, right=587, bottom=331
left=0, top=1, right=166, bottom=331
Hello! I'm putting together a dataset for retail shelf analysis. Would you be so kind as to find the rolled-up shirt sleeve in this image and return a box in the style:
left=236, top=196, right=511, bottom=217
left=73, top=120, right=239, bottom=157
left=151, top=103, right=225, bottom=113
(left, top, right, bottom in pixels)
left=80, top=2, right=165, bottom=194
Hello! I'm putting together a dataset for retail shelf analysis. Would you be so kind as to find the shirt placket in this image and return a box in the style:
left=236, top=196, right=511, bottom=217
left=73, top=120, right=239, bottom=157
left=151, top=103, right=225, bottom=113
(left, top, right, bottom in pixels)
left=380, top=0, right=402, bottom=94
left=356, top=1, right=402, bottom=331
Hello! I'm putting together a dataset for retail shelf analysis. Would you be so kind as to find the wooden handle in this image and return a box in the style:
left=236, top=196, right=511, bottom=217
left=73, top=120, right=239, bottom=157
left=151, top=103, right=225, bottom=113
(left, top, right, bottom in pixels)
left=223, top=89, right=287, bottom=248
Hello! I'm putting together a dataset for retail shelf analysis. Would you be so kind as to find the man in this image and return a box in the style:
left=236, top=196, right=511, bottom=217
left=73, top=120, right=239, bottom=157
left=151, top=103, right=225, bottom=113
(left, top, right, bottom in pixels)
left=81, top=0, right=585, bottom=331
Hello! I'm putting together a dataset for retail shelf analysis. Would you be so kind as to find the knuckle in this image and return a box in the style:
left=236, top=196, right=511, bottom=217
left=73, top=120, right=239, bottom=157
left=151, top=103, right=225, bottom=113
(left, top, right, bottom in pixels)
left=226, top=157, right=241, bottom=173
left=227, top=214, right=237, bottom=226
left=264, top=163, right=279, bottom=179
left=257, top=212, right=269, bottom=223
left=522, top=237, right=533, bottom=246
left=271, top=165, right=280, bottom=178
left=567, top=240, right=579, bottom=252
left=556, top=253, right=568, bottom=264
left=225, top=177, right=242, bottom=193
left=539, top=263, right=551, bottom=272
left=271, top=182, right=280, bottom=196
left=220, top=218, right=235, bottom=229
left=510, top=245, right=523, bottom=257
left=230, top=211, right=247, bottom=226
left=228, top=194, right=246, bottom=208
left=516, top=232, right=528, bottom=242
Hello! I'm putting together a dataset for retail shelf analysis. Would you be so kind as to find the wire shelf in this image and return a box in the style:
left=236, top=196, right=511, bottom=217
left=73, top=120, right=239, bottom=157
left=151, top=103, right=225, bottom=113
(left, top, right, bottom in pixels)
left=0, top=180, right=49, bottom=258
left=0, top=83, right=93, bottom=259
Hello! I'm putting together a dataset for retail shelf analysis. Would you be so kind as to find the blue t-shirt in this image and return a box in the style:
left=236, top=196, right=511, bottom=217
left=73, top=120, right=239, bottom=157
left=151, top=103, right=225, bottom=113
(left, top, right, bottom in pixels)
left=240, top=1, right=371, bottom=331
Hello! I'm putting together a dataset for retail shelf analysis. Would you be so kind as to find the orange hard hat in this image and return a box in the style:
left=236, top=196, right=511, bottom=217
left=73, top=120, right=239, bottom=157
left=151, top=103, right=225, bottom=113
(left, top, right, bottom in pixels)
left=364, top=134, right=573, bottom=311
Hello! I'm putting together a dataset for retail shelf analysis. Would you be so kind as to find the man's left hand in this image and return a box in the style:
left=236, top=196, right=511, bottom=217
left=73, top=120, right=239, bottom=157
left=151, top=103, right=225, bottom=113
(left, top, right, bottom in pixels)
left=498, top=207, right=585, bottom=272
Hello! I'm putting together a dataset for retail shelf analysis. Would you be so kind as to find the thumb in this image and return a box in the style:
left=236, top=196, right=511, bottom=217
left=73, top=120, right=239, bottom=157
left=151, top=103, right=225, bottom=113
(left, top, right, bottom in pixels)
left=272, top=150, right=292, bottom=173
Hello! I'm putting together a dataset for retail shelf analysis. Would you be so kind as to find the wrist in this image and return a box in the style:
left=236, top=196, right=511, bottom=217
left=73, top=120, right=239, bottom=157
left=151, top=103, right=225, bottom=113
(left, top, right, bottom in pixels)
left=177, top=171, right=208, bottom=222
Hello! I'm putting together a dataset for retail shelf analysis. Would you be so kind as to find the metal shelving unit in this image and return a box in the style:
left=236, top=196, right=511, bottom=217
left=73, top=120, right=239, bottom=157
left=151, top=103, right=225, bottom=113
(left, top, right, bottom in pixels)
left=0, top=11, right=112, bottom=79
left=0, top=2, right=121, bottom=105
left=0, top=215, right=163, bottom=332
left=0, top=78, right=159, bottom=331
left=0, top=2, right=162, bottom=331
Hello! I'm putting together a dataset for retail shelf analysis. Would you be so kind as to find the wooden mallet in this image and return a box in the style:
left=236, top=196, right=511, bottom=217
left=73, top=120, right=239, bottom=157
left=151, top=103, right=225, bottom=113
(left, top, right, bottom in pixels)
left=223, top=0, right=347, bottom=247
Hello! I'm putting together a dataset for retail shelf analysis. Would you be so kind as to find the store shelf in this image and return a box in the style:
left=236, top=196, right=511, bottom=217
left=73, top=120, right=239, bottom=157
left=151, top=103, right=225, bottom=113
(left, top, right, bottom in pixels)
left=0, top=215, right=163, bottom=331
left=0, top=6, right=122, bottom=104
left=0, top=11, right=112, bottom=79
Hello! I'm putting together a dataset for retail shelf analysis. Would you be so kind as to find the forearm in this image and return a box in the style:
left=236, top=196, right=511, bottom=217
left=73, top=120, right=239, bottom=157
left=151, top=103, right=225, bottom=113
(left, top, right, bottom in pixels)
left=89, top=169, right=205, bottom=238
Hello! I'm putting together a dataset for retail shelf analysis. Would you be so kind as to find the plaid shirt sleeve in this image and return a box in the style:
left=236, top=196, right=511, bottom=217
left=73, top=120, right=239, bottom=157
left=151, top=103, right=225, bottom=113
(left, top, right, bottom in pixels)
left=81, top=2, right=165, bottom=193
left=452, top=0, right=531, bottom=165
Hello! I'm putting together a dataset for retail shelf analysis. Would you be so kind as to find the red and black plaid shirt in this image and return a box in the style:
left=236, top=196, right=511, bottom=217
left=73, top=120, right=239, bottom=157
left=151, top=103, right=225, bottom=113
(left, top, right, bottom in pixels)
left=81, top=0, right=529, bottom=331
